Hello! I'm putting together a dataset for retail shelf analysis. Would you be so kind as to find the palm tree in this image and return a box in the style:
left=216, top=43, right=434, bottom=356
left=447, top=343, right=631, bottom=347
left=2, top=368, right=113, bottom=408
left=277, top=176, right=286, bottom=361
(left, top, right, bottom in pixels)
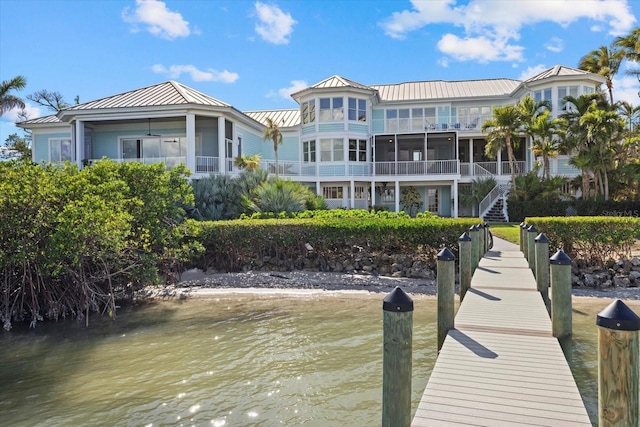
left=0, top=75, right=27, bottom=116
left=578, top=46, right=624, bottom=104
left=529, top=110, right=565, bottom=180
left=262, top=117, right=283, bottom=177
left=233, top=154, right=261, bottom=171
left=614, top=27, right=640, bottom=96
left=481, top=104, right=523, bottom=191
left=618, top=101, right=640, bottom=133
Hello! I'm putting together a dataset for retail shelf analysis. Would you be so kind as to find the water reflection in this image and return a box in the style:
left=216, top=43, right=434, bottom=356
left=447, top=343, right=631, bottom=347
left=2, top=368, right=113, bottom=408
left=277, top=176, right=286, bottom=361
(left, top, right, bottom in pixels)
left=1, top=294, right=633, bottom=426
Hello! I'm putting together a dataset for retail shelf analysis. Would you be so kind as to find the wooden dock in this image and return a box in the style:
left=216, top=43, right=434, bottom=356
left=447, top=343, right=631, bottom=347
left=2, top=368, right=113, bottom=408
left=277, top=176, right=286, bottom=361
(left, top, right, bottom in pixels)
left=412, top=237, right=592, bottom=426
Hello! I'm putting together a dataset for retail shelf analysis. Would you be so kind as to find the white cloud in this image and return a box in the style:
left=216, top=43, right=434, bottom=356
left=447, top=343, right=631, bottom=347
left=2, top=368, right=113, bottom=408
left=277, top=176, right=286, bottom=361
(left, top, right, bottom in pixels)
left=254, top=2, right=296, bottom=45
left=380, top=0, right=637, bottom=63
left=545, top=37, right=564, bottom=53
left=122, top=0, right=194, bottom=40
left=152, top=64, right=239, bottom=83
left=613, top=74, right=640, bottom=105
left=518, top=64, right=549, bottom=81
left=266, top=80, right=308, bottom=100
left=2, top=103, right=42, bottom=123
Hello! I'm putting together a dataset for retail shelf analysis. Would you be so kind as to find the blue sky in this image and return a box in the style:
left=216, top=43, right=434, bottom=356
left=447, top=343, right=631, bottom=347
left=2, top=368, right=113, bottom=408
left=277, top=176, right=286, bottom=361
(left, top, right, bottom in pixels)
left=1, top=0, right=639, bottom=143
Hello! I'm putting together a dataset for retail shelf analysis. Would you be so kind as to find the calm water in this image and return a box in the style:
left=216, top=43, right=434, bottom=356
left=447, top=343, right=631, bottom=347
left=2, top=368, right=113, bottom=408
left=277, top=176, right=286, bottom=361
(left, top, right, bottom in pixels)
left=0, top=293, right=633, bottom=426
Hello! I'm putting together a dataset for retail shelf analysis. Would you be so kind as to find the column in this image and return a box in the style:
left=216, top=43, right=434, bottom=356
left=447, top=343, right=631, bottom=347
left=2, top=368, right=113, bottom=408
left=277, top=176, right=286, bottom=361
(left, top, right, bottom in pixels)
left=186, top=113, right=196, bottom=173
left=452, top=180, right=458, bottom=218
left=218, top=117, right=226, bottom=174
left=75, top=120, right=84, bottom=167
left=395, top=181, right=400, bottom=213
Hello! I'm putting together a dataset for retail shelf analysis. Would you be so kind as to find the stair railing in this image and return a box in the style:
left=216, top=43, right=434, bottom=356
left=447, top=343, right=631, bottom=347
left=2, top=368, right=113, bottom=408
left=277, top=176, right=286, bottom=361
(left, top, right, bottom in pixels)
left=478, top=183, right=511, bottom=220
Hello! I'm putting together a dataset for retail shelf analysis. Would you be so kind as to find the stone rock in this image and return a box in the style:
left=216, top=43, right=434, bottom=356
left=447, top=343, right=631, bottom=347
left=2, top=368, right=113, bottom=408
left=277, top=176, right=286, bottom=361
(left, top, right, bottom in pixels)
left=391, top=262, right=403, bottom=272
left=632, top=256, right=640, bottom=267
left=180, top=268, right=206, bottom=281
left=613, top=275, right=631, bottom=288
left=629, top=271, right=640, bottom=282
left=392, top=271, right=404, bottom=278
left=583, top=274, right=598, bottom=287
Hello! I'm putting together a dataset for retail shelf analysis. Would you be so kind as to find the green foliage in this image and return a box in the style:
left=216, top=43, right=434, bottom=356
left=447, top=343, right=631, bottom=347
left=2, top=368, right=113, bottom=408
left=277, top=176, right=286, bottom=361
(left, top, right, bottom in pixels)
left=195, top=216, right=478, bottom=272
left=510, top=169, right=568, bottom=201
left=190, top=174, right=242, bottom=220
left=400, top=186, right=423, bottom=217
left=459, top=177, right=497, bottom=214
left=3, top=133, right=31, bottom=160
left=525, top=216, right=640, bottom=264
left=508, top=199, right=640, bottom=223
left=245, top=179, right=310, bottom=214
left=0, top=160, right=199, bottom=330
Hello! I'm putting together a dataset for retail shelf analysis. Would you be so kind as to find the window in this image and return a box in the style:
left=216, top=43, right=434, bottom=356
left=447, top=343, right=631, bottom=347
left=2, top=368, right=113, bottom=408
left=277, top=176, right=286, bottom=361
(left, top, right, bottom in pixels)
left=303, top=140, right=316, bottom=162
left=302, top=100, right=316, bottom=124
left=49, top=138, right=73, bottom=162
left=319, top=138, right=344, bottom=161
left=558, top=86, right=578, bottom=111
left=348, top=98, right=366, bottom=121
left=382, top=188, right=394, bottom=203
left=427, top=188, right=439, bottom=213
left=348, top=139, right=367, bottom=161
left=399, top=109, right=410, bottom=131
left=353, top=186, right=366, bottom=199
left=386, top=109, right=398, bottom=132
left=323, top=186, right=344, bottom=199
left=319, top=97, right=343, bottom=121
left=534, top=88, right=552, bottom=102
left=411, top=108, right=424, bottom=130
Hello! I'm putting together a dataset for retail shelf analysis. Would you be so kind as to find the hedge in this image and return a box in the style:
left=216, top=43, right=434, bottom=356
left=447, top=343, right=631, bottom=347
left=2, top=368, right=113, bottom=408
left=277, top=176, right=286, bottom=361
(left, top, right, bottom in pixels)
left=195, top=216, right=480, bottom=272
left=509, top=199, right=640, bottom=223
left=525, top=216, right=640, bottom=264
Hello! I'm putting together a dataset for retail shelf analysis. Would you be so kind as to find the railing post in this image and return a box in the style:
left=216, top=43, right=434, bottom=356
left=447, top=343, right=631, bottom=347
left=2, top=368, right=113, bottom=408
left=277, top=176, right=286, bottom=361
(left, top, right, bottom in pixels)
left=382, top=287, right=413, bottom=427
left=437, top=248, right=456, bottom=352
left=478, top=223, right=486, bottom=259
left=469, top=225, right=480, bottom=274
left=484, top=223, right=491, bottom=251
left=519, top=222, right=526, bottom=252
left=550, top=249, right=572, bottom=363
left=527, top=225, right=537, bottom=274
left=597, top=300, right=640, bottom=427
left=534, top=233, right=550, bottom=311
left=458, top=232, right=472, bottom=302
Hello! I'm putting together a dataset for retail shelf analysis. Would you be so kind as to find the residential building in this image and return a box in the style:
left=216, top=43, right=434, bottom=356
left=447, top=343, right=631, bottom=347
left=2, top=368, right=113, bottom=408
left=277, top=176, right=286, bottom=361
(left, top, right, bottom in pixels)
left=17, top=65, right=604, bottom=219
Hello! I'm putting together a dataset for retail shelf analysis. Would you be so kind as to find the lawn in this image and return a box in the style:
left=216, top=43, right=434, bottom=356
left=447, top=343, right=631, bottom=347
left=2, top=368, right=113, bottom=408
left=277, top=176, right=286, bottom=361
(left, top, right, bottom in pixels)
left=488, top=222, right=521, bottom=245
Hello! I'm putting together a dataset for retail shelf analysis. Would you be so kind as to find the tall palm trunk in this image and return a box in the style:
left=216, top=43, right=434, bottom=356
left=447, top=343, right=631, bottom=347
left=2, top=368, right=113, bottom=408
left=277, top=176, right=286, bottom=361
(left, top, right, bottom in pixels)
left=505, top=134, right=517, bottom=191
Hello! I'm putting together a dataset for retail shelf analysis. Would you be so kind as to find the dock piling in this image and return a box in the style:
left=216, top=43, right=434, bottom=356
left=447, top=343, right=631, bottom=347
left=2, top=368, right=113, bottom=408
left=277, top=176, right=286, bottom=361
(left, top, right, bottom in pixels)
left=382, top=287, right=413, bottom=427
left=596, top=299, right=640, bottom=427
left=458, top=232, right=472, bottom=302
left=534, top=233, right=550, bottom=310
left=469, top=225, right=479, bottom=274
left=437, top=247, right=456, bottom=352
left=550, top=249, right=572, bottom=362
left=527, top=225, right=537, bottom=274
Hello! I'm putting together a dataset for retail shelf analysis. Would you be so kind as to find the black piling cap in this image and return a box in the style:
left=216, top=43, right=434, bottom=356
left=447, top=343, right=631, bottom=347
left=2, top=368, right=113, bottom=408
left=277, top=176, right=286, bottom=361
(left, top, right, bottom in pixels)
left=383, top=286, right=414, bottom=312
left=521, top=222, right=528, bottom=229
left=549, top=249, right=572, bottom=265
left=535, top=233, right=549, bottom=244
left=477, top=223, right=485, bottom=229
left=469, top=224, right=478, bottom=232
left=597, top=299, right=640, bottom=331
left=459, top=232, right=471, bottom=242
left=520, top=222, right=525, bottom=227
left=437, top=247, right=456, bottom=261
left=527, top=224, right=538, bottom=233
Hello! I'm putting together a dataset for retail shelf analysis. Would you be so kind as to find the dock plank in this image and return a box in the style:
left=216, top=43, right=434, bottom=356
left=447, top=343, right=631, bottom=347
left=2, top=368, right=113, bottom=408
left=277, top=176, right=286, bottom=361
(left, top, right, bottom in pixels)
left=412, top=237, right=591, bottom=426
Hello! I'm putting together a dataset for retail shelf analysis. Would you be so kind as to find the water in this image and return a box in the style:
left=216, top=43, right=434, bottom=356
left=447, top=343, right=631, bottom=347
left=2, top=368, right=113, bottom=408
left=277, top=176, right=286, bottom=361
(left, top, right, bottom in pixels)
left=0, top=293, right=633, bottom=426
left=0, top=293, right=438, bottom=426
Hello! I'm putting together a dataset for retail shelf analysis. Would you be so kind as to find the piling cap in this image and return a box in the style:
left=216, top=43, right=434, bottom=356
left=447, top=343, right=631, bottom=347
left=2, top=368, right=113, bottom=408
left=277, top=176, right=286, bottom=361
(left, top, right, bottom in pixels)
left=597, top=299, right=640, bottom=331
left=520, top=222, right=525, bottom=227
left=549, top=249, right=572, bottom=265
left=458, top=232, right=471, bottom=242
left=521, top=223, right=528, bottom=229
left=477, top=223, right=485, bottom=229
left=527, top=225, right=538, bottom=233
left=383, top=286, right=414, bottom=312
left=437, top=247, right=456, bottom=261
left=469, top=225, right=478, bottom=232
left=534, top=233, right=549, bottom=244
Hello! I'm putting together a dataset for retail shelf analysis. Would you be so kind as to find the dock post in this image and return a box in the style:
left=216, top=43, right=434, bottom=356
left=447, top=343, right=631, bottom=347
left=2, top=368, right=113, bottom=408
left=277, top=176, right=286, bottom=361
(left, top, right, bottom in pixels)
left=437, top=248, right=456, bottom=352
left=469, top=225, right=479, bottom=274
left=534, top=233, right=550, bottom=311
left=527, top=225, right=537, bottom=275
left=519, top=222, right=526, bottom=252
left=596, top=300, right=640, bottom=427
left=522, top=223, right=530, bottom=259
left=484, top=223, right=490, bottom=251
left=458, top=232, right=472, bottom=302
left=550, top=249, right=572, bottom=363
left=478, top=223, right=485, bottom=259
left=382, top=287, right=413, bottom=427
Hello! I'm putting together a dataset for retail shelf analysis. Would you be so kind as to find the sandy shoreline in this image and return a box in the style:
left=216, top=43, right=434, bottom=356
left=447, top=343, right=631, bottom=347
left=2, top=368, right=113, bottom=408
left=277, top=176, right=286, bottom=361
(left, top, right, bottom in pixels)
left=142, top=270, right=640, bottom=300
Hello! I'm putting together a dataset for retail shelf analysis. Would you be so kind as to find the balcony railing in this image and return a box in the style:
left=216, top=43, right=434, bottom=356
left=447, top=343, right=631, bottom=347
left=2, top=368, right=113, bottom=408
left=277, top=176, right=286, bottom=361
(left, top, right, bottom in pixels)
left=196, top=156, right=219, bottom=174
left=375, top=159, right=459, bottom=176
left=460, top=161, right=527, bottom=177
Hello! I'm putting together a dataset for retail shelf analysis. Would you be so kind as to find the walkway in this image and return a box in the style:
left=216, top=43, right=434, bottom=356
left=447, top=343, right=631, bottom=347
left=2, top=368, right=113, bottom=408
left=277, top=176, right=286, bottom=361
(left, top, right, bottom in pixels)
left=411, top=237, right=592, bottom=426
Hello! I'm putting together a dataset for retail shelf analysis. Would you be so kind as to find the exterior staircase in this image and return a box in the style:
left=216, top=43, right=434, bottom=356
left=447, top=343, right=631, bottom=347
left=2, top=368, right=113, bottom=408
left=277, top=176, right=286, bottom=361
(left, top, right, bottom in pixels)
left=478, top=183, right=511, bottom=223
left=482, top=197, right=508, bottom=222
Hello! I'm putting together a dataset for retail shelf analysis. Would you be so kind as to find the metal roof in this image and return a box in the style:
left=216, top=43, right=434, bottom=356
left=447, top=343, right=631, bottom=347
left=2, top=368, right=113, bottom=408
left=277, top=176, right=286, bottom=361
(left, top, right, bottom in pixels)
left=309, top=75, right=373, bottom=91
left=524, top=65, right=596, bottom=83
left=371, top=79, right=521, bottom=102
left=17, top=114, right=62, bottom=125
left=65, top=81, right=230, bottom=110
left=244, top=109, right=300, bottom=128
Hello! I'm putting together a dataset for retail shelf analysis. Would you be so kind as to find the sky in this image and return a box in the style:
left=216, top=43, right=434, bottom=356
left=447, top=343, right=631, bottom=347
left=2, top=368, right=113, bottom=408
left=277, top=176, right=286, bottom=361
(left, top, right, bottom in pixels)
left=1, top=0, right=639, bottom=143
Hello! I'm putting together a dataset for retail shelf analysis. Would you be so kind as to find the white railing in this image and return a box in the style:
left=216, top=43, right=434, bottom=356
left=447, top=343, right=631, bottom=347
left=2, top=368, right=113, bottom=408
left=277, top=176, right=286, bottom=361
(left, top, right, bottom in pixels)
left=479, top=183, right=511, bottom=220
left=375, top=159, right=458, bottom=176
left=474, top=163, right=494, bottom=177
left=196, top=156, right=219, bottom=174
left=501, top=161, right=526, bottom=175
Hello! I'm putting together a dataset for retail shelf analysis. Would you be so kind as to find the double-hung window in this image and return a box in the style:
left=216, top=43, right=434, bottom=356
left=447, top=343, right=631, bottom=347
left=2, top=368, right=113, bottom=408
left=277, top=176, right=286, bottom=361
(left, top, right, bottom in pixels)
left=348, top=98, right=366, bottom=121
left=319, top=97, right=344, bottom=121
left=49, top=138, right=73, bottom=162
left=303, top=140, right=316, bottom=162
left=302, top=100, right=316, bottom=124
left=348, top=139, right=367, bottom=161
left=320, top=138, right=344, bottom=161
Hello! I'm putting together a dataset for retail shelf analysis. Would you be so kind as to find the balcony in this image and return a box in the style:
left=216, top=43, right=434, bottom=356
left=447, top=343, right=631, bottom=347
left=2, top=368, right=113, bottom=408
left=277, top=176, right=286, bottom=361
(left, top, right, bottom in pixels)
left=460, top=161, right=526, bottom=177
